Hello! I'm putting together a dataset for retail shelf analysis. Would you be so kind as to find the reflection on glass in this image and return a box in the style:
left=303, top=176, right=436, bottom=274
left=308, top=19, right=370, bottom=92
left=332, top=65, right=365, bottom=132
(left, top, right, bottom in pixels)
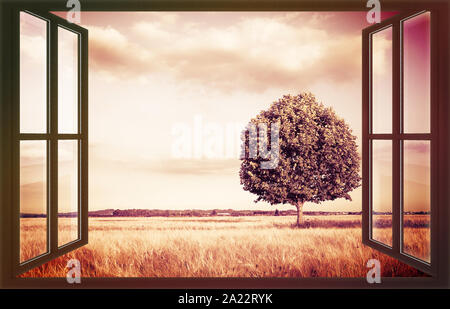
left=58, top=27, right=79, bottom=134
left=20, top=12, right=47, bottom=133
left=58, top=140, right=79, bottom=247
left=403, top=141, right=430, bottom=262
left=20, top=141, right=47, bottom=262
left=403, top=12, right=430, bottom=133
left=372, top=27, right=392, bottom=133
left=372, top=140, right=392, bottom=247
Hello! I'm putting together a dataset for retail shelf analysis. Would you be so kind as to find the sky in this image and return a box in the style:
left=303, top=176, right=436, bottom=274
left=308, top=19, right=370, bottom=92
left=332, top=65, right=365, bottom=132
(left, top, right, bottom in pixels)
left=19, top=11, right=431, bottom=214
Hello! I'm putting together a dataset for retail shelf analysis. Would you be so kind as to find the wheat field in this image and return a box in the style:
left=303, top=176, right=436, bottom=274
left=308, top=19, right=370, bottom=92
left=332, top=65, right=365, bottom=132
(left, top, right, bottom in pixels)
left=19, top=215, right=429, bottom=278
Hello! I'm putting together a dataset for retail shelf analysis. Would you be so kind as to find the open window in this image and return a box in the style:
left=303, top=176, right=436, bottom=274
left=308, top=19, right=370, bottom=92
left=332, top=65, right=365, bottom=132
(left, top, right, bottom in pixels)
left=0, top=0, right=448, bottom=289
left=12, top=9, right=88, bottom=276
left=362, top=10, right=437, bottom=275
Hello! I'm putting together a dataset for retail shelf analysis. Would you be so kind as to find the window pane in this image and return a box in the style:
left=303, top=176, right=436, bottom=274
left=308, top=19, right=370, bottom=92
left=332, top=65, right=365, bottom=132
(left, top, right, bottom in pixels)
left=371, top=140, right=392, bottom=247
left=371, top=27, right=392, bottom=134
left=58, top=140, right=79, bottom=246
left=403, top=141, right=430, bottom=262
left=20, top=12, right=47, bottom=133
left=20, top=141, right=47, bottom=262
left=403, top=12, right=430, bottom=133
left=58, top=27, right=79, bottom=134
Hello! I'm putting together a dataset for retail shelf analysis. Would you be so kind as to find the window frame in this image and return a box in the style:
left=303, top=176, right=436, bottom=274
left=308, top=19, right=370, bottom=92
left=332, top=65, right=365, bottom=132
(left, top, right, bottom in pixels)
left=0, top=0, right=448, bottom=289
left=11, top=8, right=88, bottom=276
left=362, top=9, right=439, bottom=276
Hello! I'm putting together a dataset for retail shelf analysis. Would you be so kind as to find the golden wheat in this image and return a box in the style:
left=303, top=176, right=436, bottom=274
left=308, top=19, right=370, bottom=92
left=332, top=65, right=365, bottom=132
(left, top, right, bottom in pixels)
left=19, top=215, right=429, bottom=278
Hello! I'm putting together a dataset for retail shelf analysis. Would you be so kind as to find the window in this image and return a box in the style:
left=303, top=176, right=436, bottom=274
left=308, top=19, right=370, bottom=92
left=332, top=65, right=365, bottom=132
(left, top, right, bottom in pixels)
left=12, top=10, right=88, bottom=276
left=362, top=10, right=436, bottom=275
left=0, top=0, right=448, bottom=289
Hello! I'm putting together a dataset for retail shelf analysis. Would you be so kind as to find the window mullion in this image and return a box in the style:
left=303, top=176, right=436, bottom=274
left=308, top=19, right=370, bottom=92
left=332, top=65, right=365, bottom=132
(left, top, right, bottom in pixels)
left=392, top=22, right=401, bottom=254
left=80, top=27, right=88, bottom=244
left=49, top=21, right=58, bottom=253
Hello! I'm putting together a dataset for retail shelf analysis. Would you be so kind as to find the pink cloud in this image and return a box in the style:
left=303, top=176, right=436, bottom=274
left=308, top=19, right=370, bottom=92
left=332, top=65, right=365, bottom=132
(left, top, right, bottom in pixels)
left=85, top=12, right=368, bottom=91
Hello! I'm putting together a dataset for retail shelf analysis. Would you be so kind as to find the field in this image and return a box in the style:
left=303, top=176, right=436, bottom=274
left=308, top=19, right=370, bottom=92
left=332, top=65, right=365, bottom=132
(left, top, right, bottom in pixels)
left=19, top=215, right=429, bottom=278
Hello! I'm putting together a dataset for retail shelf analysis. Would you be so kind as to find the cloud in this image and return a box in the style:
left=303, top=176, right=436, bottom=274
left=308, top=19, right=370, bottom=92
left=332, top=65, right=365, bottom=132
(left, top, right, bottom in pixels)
left=86, top=13, right=362, bottom=91
left=96, top=156, right=240, bottom=176
left=146, top=158, right=240, bottom=175
left=404, top=141, right=430, bottom=154
left=89, top=143, right=240, bottom=175
left=88, top=26, right=155, bottom=79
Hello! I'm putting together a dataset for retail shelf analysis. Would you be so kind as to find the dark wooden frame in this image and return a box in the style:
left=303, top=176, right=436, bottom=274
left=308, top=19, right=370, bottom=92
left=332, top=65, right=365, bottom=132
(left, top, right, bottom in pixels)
left=362, top=10, right=438, bottom=276
left=0, top=0, right=448, bottom=289
left=7, top=7, right=88, bottom=276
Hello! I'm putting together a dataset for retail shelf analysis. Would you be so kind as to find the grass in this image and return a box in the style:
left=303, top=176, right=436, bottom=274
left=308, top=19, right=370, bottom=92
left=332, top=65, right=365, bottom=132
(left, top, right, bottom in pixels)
left=19, top=215, right=429, bottom=278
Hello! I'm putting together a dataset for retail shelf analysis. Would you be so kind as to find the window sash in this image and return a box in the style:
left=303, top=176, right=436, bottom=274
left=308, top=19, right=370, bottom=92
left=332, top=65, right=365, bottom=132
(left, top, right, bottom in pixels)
left=12, top=9, right=88, bottom=276
left=362, top=10, right=437, bottom=276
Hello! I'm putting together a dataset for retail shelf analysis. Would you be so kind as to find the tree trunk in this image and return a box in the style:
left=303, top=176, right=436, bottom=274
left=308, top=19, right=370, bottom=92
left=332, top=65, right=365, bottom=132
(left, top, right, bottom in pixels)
left=295, top=201, right=304, bottom=227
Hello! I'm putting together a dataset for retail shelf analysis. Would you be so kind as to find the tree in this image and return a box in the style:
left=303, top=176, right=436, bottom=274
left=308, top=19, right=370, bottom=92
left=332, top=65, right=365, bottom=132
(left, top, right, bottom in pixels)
left=239, top=92, right=361, bottom=227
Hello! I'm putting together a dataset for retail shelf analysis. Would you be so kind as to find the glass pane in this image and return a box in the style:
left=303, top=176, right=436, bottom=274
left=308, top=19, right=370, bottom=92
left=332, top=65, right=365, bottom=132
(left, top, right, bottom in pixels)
left=58, top=27, right=79, bottom=134
left=371, top=140, right=392, bottom=247
left=403, top=141, right=430, bottom=262
left=20, top=12, right=47, bottom=133
left=58, top=140, right=79, bottom=246
left=20, top=141, right=47, bottom=262
left=372, top=27, right=392, bottom=133
left=403, top=12, right=431, bottom=133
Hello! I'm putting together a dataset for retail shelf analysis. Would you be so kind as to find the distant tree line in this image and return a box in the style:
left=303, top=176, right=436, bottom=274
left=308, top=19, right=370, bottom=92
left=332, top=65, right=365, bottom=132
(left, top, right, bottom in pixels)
left=98, top=209, right=364, bottom=218
left=21, top=209, right=428, bottom=218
